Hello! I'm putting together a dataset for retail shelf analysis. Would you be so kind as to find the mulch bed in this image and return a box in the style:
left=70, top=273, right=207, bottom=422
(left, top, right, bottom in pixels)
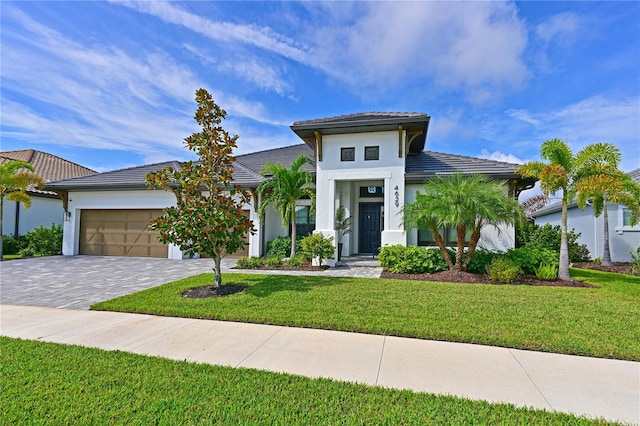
left=381, top=269, right=595, bottom=287
left=572, top=262, right=637, bottom=276
left=183, top=284, right=245, bottom=299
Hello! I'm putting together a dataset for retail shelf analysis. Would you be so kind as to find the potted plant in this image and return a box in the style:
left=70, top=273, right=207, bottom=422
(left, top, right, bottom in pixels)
left=335, top=205, right=352, bottom=261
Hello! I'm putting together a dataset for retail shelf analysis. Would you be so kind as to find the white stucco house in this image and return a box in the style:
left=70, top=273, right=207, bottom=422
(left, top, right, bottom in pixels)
left=531, top=168, right=640, bottom=262
left=46, top=113, right=535, bottom=264
left=1, top=150, right=95, bottom=236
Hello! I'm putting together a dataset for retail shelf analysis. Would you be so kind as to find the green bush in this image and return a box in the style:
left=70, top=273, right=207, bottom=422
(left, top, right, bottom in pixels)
left=465, top=248, right=501, bottom=274
left=2, top=235, right=28, bottom=255
left=285, top=254, right=305, bottom=268
left=24, top=223, right=63, bottom=256
left=18, top=247, right=36, bottom=257
left=235, top=257, right=262, bottom=269
left=263, top=256, right=283, bottom=267
left=378, top=245, right=448, bottom=274
left=506, top=247, right=558, bottom=275
left=630, top=247, right=640, bottom=276
left=516, top=223, right=590, bottom=262
left=534, top=263, right=558, bottom=281
left=486, top=257, right=521, bottom=283
left=266, top=236, right=302, bottom=259
left=300, top=233, right=334, bottom=266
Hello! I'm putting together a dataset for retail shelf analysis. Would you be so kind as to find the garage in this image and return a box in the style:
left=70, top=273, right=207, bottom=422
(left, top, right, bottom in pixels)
left=79, top=209, right=167, bottom=258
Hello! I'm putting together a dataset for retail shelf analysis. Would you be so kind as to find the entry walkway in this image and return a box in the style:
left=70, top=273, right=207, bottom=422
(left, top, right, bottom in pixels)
left=1, top=304, right=638, bottom=424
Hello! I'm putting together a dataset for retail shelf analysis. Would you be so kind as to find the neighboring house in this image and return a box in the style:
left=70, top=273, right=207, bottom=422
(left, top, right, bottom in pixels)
left=1, top=150, right=96, bottom=236
left=46, top=113, right=535, bottom=262
left=531, top=168, right=640, bottom=263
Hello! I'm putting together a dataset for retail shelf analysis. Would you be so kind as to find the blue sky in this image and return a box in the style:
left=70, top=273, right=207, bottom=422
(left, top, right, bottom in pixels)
left=2, top=1, right=639, bottom=176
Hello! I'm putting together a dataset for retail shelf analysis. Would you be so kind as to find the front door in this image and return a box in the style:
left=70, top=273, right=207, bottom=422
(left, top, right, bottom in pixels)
left=359, top=202, right=382, bottom=254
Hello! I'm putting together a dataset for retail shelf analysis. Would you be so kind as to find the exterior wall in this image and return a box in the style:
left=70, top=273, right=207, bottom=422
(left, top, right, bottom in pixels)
left=2, top=196, right=63, bottom=236
left=314, top=131, right=407, bottom=265
left=404, top=183, right=516, bottom=252
left=534, top=204, right=640, bottom=262
left=62, top=189, right=261, bottom=259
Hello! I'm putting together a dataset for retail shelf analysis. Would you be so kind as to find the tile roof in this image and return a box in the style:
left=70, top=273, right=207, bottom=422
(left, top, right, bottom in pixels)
left=292, top=112, right=429, bottom=127
left=236, top=144, right=315, bottom=173
left=405, top=151, right=523, bottom=182
left=629, top=168, right=640, bottom=184
left=1, top=149, right=96, bottom=195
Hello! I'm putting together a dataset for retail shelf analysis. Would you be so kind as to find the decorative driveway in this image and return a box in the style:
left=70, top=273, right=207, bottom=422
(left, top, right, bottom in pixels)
left=0, top=256, right=222, bottom=309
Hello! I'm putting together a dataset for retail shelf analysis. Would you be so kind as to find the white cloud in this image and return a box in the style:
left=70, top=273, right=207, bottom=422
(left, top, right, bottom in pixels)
left=535, top=12, right=583, bottom=45
left=478, top=149, right=524, bottom=164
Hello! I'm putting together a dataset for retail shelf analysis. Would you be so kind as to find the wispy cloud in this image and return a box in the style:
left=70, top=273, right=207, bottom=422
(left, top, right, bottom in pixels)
left=535, top=12, right=584, bottom=46
left=479, top=149, right=525, bottom=165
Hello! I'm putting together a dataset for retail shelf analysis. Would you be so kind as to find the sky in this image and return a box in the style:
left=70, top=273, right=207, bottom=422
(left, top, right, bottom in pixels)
left=1, top=1, right=639, bottom=179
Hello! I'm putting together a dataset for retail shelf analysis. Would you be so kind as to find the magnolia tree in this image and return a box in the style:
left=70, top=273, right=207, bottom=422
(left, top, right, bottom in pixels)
left=145, top=89, right=254, bottom=288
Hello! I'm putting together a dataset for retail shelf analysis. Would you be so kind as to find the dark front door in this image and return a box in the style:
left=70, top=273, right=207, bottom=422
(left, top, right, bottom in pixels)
left=359, top=202, right=382, bottom=254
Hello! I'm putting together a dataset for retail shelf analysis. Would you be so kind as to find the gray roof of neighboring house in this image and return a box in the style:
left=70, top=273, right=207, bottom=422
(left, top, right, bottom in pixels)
left=530, top=167, right=640, bottom=218
left=291, top=112, right=430, bottom=154
left=236, top=144, right=314, bottom=173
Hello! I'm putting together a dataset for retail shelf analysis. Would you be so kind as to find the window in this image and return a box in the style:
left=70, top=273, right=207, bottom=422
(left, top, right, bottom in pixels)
left=292, top=205, right=316, bottom=237
left=364, top=146, right=379, bottom=160
left=418, top=227, right=473, bottom=247
left=623, top=208, right=633, bottom=227
left=341, top=147, right=355, bottom=162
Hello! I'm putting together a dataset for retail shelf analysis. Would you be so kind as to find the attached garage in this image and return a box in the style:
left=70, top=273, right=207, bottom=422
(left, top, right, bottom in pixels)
left=79, top=209, right=167, bottom=258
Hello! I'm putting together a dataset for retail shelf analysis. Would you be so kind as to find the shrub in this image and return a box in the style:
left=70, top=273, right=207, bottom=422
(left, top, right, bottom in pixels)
left=516, top=223, right=590, bottom=262
left=506, top=247, right=557, bottom=275
left=24, top=223, right=63, bottom=256
left=486, top=257, right=521, bottom=283
left=630, top=247, right=640, bottom=276
left=300, top=233, right=334, bottom=266
left=2, top=235, right=28, bottom=255
left=18, top=247, right=36, bottom=257
left=534, top=263, right=558, bottom=281
left=266, top=236, right=302, bottom=259
left=285, top=254, right=305, bottom=268
left=263, top=256, right=282, bottom=267
left=378, top=245, right=448, bottom=274
left=235, top=256, right=262, bottom=269
left=465, top=248, right=501, bottom=274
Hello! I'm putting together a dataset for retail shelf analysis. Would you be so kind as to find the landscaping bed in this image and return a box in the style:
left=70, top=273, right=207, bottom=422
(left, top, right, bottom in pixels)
left=381, top=269, right=594, bottom=287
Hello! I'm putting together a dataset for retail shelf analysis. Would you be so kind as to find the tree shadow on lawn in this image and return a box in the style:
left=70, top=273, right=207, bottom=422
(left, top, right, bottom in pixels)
left=236, top=274, right=346, bottom=298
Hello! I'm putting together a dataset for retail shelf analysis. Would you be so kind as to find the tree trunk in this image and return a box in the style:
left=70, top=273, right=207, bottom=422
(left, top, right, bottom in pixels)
left=602, top=200, right=612, bottom=266
left=462, top=226, right=482, bottom=271
left=432, top=226, right=454, bottom=269
left=558, top=192, right=571, bottom=281
left=290, top=209, right=297, bottom=257
left=455, top=224, right=466, bottom=270
left=212, top=255, right=222, bottom=288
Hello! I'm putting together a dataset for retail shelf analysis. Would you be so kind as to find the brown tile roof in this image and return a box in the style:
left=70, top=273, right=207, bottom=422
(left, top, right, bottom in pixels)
left=1, top=149, right=96, bottom=195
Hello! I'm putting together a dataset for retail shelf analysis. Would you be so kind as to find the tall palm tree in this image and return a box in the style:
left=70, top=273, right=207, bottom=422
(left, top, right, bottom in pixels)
left=404, top=173, right=522, bottom=271
left=258, top=154, right=315, bottom=257
left=0, top=160, right=45, bottom=258
left=573, top=143, right=640, bottom=265
left=516, top=139, right=620, bottom=280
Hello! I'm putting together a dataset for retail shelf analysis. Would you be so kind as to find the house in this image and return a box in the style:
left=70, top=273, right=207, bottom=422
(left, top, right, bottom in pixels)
left=46, top=113, right=535, bottom=262
left=531, top=168, right=640, bottom=263
left=1, top=150, right=96, bottom=236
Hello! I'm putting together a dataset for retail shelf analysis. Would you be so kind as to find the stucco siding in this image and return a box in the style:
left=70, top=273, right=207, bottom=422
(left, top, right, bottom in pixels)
left=2, top=197, right=63, bottom=236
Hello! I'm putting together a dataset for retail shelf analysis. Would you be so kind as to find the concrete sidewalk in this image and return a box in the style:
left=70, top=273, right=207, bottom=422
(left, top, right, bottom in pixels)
left=1, top=304, right=638, bottom=424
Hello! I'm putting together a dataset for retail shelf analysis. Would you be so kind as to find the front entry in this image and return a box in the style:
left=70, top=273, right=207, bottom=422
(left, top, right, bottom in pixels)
left=359, top=202, right=383, bottom=254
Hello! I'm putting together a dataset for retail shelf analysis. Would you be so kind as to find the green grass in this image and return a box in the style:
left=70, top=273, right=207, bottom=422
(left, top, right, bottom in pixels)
left=1, top=254, right=24, bottom=260
left=1, top=337, right=613, bottom=425
left=92, top=268, right=640, bottom=361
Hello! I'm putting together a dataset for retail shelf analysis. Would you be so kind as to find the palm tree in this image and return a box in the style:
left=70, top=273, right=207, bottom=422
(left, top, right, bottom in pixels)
left=0, top=160, right=45, bottom=258
left=516, top=139, right=621, bottom=280
left=573, top=143, right=640, bottom=266
left=404, top=173, right=522, bottom=271
left=258, top=154, right=315, bottom=257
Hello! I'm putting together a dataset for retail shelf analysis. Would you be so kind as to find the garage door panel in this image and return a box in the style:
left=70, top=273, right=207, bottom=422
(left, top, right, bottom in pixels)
left=80, top=209, right=167, bottom=258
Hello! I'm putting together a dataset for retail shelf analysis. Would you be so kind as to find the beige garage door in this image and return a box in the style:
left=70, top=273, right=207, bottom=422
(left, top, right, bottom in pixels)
left=79, top=209, right=167, bottom=258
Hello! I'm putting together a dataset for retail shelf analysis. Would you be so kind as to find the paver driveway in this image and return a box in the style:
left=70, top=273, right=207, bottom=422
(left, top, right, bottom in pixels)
left=0, top=256, right=232, bottom=309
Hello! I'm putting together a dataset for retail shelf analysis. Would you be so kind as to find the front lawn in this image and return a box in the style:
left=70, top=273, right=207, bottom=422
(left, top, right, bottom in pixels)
left=0, top=337, right=611, bottom=425
left=92, top=268, right=640, bottom=361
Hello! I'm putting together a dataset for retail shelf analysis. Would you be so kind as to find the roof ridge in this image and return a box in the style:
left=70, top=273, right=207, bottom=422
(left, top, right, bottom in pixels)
left=0, top=149, right=96, bottom=173
left=236, top=143, right=307, bottom=158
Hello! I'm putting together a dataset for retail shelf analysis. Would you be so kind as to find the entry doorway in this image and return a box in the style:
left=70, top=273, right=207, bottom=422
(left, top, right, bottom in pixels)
left=359, top=202, right=383, bottom=254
